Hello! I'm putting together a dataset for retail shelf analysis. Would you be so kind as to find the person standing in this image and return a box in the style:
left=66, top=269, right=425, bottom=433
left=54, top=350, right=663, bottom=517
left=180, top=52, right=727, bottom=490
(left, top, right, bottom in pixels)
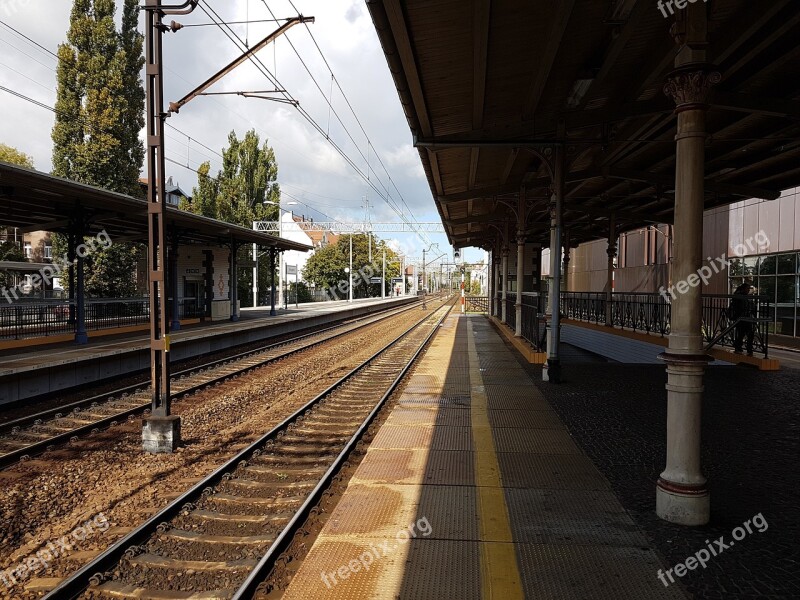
left=729, top=282, right=755, bottom=355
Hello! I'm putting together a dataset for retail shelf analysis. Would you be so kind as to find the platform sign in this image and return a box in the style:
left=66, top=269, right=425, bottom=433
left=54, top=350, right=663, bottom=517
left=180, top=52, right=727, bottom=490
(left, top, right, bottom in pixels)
left=286, top=265, right=297, bottom=276
left=370, top=277, right=382, bottom=284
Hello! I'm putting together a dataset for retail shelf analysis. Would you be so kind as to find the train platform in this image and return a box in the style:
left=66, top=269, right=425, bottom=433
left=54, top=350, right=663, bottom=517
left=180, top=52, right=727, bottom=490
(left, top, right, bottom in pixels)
left=0, top=296, right=417, bottom=405
left=280, top=313, right=684, bottom=599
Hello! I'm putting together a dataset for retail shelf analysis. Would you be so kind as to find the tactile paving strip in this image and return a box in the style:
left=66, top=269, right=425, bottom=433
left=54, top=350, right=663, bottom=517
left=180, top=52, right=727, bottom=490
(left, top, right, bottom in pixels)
left=492, top=428, right=582, bottom=454
left=397, top=392, right=472, bottom=407
left=515, top=543, right=685, bottom=599
left=415, top=485, right=479, bottom=540
left=352, top=449, right=429, bottom=485
left=498, top=453, right=610, bottom=490
left=281, top=539, right=409, bottom=600
left=370, top=425, right=434, bottom=450
left=386, top=407, right=472, bottom=427
left=322, top=483, right=422, bottom=538
left=488, top=409, right=564, bottom=429
left=428, top=426, right=474, bottom=451
left=504, top=489, right=650, bottom=547
left=420, top=450, right=475, bottom=486
left=399, top=539, right=481, bottom=600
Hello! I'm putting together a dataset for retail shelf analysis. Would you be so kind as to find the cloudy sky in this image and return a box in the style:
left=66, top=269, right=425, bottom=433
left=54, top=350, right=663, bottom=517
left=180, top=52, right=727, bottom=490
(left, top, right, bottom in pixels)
left=0, top=0, right=481, bottom=264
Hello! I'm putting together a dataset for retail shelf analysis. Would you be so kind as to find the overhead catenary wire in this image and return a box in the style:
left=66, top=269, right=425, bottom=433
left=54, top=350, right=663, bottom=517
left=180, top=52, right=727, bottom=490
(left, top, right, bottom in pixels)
left=199, top=0, right=430, bottom=243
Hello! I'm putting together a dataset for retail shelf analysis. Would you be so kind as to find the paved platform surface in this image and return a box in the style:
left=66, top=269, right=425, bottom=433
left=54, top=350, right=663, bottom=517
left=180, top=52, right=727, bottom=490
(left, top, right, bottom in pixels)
left=280, top=314, right=684, bottom=599
left=0, top=296, right=412, bottom=376
left=517, top=358, right=800, bottom=599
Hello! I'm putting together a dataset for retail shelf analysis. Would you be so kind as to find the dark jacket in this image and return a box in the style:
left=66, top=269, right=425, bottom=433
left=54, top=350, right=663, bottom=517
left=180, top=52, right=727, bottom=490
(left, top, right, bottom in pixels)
left=728, top=286, right=753, bottom=320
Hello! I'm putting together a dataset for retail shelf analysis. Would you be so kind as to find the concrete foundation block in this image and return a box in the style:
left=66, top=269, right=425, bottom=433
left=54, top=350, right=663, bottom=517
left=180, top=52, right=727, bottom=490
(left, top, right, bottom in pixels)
left=142, top=415, right=181, bottom=454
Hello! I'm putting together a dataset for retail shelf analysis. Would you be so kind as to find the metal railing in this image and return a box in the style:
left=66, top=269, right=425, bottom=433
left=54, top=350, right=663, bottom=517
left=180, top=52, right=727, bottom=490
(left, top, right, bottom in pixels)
left=560, top=292, right=771, bottom=357
left=504, top=298, right=516, bottom=331
left=465, top=296, right=489, bottom=313
left=521, top=295, right=546, bottom=351
left=0, top=298, right=201, bottom=341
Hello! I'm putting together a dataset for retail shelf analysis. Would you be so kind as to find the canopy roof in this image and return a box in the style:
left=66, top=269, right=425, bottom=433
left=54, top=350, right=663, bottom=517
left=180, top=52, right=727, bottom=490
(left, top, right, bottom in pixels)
left=0, top=162, right=312, bottom=252
left=367, top=0, right=800, bottom=248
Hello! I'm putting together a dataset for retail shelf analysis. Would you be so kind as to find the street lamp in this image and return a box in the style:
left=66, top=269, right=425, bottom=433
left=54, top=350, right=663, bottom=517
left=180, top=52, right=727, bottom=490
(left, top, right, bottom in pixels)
left=254, top=200, right=297, bottom=309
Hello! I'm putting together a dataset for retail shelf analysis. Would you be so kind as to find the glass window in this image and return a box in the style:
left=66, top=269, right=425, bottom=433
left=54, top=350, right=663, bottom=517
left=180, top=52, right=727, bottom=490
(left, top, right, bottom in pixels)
left=755, top=276, right=776, bottom=303
left=728, top=258, right=744, bottom=276
left=44, top=244, right=52, bottom=259
left=23, top=242, right=32, bottom=258
left=743, top=256, right=758, bottom=277
left=759, top=255, right=777, bottom=275
left=729, top=277, right=744, bottom=293
left=776, top=276, right=796, bottom=304
left=778, top=254, right=796, bottom=274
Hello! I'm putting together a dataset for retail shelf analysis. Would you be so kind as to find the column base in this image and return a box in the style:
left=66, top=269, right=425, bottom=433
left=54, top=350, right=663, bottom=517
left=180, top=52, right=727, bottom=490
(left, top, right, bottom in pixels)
left=230, top=315, right=239, bottom=322
left=74, top=331, right=89, bottom=345
left=142, top=415, right=181, bottom=454
left=542, top=358, right=561, bottom=383
left=170, top=320, right=181, bottom=332
left=656, top=479, right=710, bottom=525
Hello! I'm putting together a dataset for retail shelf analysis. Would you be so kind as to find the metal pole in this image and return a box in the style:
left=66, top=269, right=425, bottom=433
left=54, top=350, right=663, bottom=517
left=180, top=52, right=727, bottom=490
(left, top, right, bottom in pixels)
left=277, top=211, right=284, bottom=308
left=269, top=247, right=276, bottom=316
left=252, top=220, right=258, bottom=308
left=422, top=249, right=426, bottom=309
left=349, top=234, right=353, bottom=303
left=145, top=0, right=171, bottom=415
left=545, top=145, right=564, bottom=383
left=382, top=248, right=386, bottom=299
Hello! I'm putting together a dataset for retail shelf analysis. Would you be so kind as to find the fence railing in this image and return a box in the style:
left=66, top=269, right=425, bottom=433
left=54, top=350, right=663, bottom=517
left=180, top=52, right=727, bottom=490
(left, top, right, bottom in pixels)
left=0, top=298, right=195, bottom=341
left=504, top=298, right=516, bottom=331
left=560, top=291, right=771, bottom=357
left=465, top=296, right=489, bottom=313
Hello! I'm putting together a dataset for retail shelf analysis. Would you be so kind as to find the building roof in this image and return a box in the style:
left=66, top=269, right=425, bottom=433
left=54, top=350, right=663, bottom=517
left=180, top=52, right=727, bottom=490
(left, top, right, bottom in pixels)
left=367, top=0, right=800, bottom=249
left=0, top=163, right=312, bottom=252
left=291, top=214, right=340, bottom=247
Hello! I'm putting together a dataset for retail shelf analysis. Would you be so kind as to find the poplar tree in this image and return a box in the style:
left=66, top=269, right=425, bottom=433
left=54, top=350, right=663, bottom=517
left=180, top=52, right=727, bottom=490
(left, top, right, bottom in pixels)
left=51, top=0, right=145, bottom=298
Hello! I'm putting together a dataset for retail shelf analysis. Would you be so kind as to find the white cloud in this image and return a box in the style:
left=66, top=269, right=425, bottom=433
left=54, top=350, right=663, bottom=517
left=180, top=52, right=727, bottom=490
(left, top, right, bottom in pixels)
left=0, top=0, right=487, bottom=263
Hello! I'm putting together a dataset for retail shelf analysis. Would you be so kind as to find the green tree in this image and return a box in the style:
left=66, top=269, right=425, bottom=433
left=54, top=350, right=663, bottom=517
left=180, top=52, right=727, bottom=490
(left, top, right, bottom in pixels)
left=51, top=0, right=146, bottom=298
left=0, top=143, right=34, bottom=168
left=303, top=234, right=401, bottom=298
left=182, top=130, right=281, bottom=307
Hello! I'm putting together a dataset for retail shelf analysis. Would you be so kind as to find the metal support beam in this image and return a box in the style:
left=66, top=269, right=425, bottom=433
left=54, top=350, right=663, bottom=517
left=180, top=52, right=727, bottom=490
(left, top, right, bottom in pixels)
left=74, top=216, right=88, bottom=345
left=605, top=214, right=616, bottom=326
left=230, top=240, right=239, bottom=321
left=269, top=247, right=276, bottom=316
left=170, top=232, right=181, bottom=331
left=545, top=146, right=564, bottom=383
left=141, top=0, right=191, bottom=453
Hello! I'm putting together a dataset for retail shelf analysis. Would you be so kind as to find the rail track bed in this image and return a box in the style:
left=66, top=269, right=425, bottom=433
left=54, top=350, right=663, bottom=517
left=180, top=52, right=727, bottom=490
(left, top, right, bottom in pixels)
left=0, top=300, right=426, bottom=470
left=42, top=300, right=452, bottom=600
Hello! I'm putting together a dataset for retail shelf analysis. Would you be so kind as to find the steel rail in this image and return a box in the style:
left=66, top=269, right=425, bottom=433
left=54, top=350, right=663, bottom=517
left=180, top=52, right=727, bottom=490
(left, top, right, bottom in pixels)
left=236, top=300, right=454, bottom=599
left=41, top=299, right=453, bottom=600
left=0, top=300, right=423, bottom=468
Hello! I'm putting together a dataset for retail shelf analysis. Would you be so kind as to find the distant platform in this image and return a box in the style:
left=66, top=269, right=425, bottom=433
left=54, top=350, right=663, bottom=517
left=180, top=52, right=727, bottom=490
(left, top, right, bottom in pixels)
left=0, top=296, right=417, bottom=406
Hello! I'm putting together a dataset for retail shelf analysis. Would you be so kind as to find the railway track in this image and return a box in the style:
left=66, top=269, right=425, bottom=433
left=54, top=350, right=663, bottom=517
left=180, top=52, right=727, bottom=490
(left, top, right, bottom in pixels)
left=0, top=299, right=435, bottom=469
left=40, top=299, right=453, bottom=600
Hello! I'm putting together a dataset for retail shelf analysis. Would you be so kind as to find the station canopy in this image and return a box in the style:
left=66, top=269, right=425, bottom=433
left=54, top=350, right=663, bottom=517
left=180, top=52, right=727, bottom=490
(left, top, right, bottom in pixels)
left=0, top=162, right=312, bottom=252
left=367, top=0, right=800, bottom=248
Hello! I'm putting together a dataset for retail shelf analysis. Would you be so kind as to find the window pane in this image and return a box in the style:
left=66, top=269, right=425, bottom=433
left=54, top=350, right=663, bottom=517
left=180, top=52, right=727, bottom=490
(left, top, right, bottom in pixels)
left=775, top=304, right=796, bottom=336
left=743, top=256, right=758, bottom=276
left=759, top=255, right=777, bottom=275
left=729, top=277, right=744, bottom=293
left=776, top=276, right=796, bottom=304
left=728, top=258, right=744, bottom=276
left=755, top=276, right=776, bottom=303
left=778, top=254, right=796, bottom=274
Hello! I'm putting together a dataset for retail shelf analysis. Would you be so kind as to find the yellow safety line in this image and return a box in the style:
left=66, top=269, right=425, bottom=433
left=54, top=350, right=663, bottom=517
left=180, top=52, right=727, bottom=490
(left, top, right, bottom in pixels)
left=467, top=317, right=524, bottom=599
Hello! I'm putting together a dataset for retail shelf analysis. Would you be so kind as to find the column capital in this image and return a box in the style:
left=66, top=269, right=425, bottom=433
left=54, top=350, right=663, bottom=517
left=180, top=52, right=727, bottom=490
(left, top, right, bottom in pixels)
left=663, top=67, right=721, bottom=113
left=516, top=231, right=526, bottom=245
left=501, top=246, right=509, bottom=258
